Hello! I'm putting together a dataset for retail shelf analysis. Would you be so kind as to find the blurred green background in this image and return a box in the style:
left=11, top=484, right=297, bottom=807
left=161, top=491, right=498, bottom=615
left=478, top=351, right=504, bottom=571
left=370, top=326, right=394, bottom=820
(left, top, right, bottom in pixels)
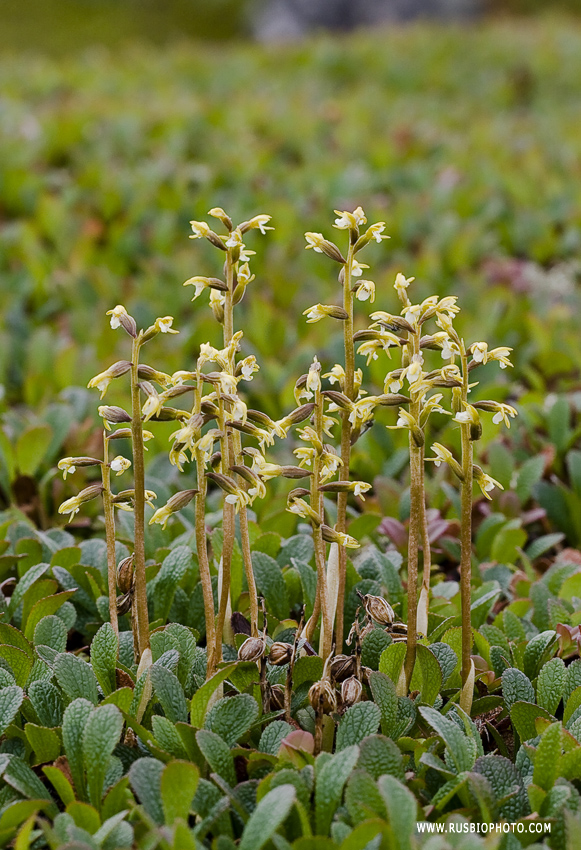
left=1, top=1, right=581, bottom=540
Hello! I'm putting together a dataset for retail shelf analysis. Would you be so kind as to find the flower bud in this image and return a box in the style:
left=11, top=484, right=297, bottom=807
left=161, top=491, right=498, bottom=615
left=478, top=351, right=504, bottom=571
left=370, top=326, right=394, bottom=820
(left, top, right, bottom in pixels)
left=304, top=232, right=346, bottom=264
left=330, top=654, right=357, bottom=683
left=98, top=406, right=132, bottom=427
left=269, top=642, right=293, bottom=666
left=341, top=676, right=362, bottom=708
left=106, top=305, right=137, bottom=337
left=308, top=679, right=337, bottom=714
left=117, top=555, right=135, bottom=594
left=356, top=591, right=395, bottom=626
left=238, top=636, right=265, bottom=663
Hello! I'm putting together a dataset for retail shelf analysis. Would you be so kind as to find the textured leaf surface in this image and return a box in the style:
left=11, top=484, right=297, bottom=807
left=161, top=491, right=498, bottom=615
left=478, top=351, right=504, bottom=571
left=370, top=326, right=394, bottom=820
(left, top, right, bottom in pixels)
left=473, top=755, right=527, bottom=821
left=206, top=693, right=259, bottom=746
left=536, top=657, right=565, bottom=715
left=523, top=630, right=558, bottom=680
left=357, top=734, right=405, bottom=781
left=336, top=703, right=381, bottom=752
left=239, top=784, right=296, bottom=850
left=83, top=704, right=124, bottom=808
left=377, top=774, right=417, bottom=850
left=378, top=642, right=406, bottom=683
left=0, top=686, right=24, bottom=736
left=259, top=721, right=294, bottom=755
left=532, top=722, right=562, bottom=793
left=315, top=745, right=359, bottom=834
left=368, top=672, right=398, bottom=737
left=160, top=760, right=199, bottom=824
left=152, top=546, right=193, bottom=622
left=33, top=616, right=67, bottom=652
left=510, top=701, right=556, bottom=742
left=502, top=668, right=535, bottom=712
left=62, top=698, right=95, bottom=801
left=419, top=706, right=474, bottom=772
left=409, top=644, right=442, bottom=706
left=90, top=623, right=118, bottom=697
left=129, top=757, right=165, bottom=825
left=24, top=723, right=61, bottom=764
left=196, top=729, right=237, bottom=786
left=54, top=653, right=99, bottom=705
left=150, top=664, right=188, bottom=724
left=252, top=552, right=289, bottom=620
left=345, top=769, right=386, bottom=825
left=361, top=629, right=392, bottom=670
left=190, top=663, right=237, bottom=728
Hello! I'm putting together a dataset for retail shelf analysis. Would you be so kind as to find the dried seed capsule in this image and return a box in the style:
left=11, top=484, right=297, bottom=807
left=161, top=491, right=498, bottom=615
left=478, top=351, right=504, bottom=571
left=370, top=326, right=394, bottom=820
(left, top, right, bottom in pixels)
left=238, top=637, right=265, bottom=663
left=308, top=680, right=337, bottom=714
left=341, top=676, right=363, bottom=708
left=269, top=642, right=293, bottom=666
left=330, top=654, right=357, bottom=683
left=116, top=591, right=133, bottom=616
left=116, top=555, right=135, bottom=594
left=269, top=685, right=285, bottom=711
left=357, top=590, right=394, bottom=626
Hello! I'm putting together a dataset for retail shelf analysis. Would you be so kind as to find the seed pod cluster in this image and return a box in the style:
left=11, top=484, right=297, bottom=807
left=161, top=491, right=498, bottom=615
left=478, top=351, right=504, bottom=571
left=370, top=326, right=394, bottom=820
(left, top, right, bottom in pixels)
left=341, top=676, right=362, bottom=708
left=268, top=642, right=293, bottom=666
left=330, top=654, right=357, bottom=683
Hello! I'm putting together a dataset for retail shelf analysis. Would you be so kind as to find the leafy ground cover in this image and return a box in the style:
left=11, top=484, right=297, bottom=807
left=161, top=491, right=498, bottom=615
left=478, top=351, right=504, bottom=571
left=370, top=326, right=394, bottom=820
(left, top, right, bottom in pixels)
left=1, top=16, right=581, bottom=850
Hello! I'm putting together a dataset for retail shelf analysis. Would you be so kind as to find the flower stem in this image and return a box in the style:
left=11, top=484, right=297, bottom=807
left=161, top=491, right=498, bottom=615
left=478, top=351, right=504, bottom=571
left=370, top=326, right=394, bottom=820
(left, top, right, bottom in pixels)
left=313, top=385, right=332, bottom=660
left=460, top=345, right=473, bottom=688
left=404, top=332, right=422, bottom=691
left=101, top=432, right=119, bottom=640
left=130, top=335, right=150, bottom=659
left=196, top=446, right=216, bottom=677
left=335, top=242, right=355, bottom=652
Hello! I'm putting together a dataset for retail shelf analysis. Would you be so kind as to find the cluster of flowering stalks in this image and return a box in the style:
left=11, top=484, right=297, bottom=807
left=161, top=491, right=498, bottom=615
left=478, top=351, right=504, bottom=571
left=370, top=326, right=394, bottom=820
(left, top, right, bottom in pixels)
left=57, top=205, right=516, bottom=710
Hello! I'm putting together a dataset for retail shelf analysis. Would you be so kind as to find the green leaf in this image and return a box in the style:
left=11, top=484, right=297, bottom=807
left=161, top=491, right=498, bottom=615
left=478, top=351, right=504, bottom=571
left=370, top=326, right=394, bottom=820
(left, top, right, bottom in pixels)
left=24, top=590, right=77, bottom=640
left=361, top=629, right=392, bottom=670
left=564, top=686, right=581, bottom=727
left=344, top=769, right=386, bottom=826
left=315, top=745, right=359, bottom=834
left=292, top=656, right=323, bottom=689
left=510, top=701, right=556, bottom=742
left=152, top=546, right=193, bottom=623
left=409, top=644, right=442, bottom=706
left=0, top=646, right=32, bottom=687
left=33, top=615, right=67, bottom=652
left=196, top=729, right=237, bottom=786
left=83, top=704, right=124, bottom=809
left=419, top=706, right=474, bottom=772
left=62, top=698, right=94, bottom=801
left=7, top=563, right=50, bottom=617
left=502, top=667, right=535, bottom=712
left=490, top=520, right=526, bottom=565
left=336, top=703, right=381, bottom=752
left=252, top=552, right=289, bottom=621
left=473, top=755, right=527, bottom=821
left=2, top=755, right=57, bottom=815
left=525, top=533, right=565, bottom=561
left=548, top=397, right=571, bottom=453
left=43, top=765, right=75, bottom=807
left=54, top=653, right=99, bottom=705
left=533, top=722, right=562, bottom=793
left=516, top=455, right=545, bottom=504
left=190, top=663, right=237, bottom=728
left=150, top=663, right=189, bottom=724
left=206, top=693, right=259, bottom=746
left=377, top=774, right=417, bottom=850
left=429, top=642, right=458, bottom=686
left=239, top=784, right=296, bottom=850
left=357, top=735, right=405, bottom=782
left=15, top=425, right=52, bottom=476
left=129, top=757, right=165, bottom=825
left=378, top=642, right=406, bottom=683
left=292, top=559, right=317, bottom=616
left=161, top=760, right=199, bottom=824
left=0, top=686, right=23, bottom=736
left=523, top=630, right=558, bottom=680
left=259, top=721, right=294, bottom=755
left=536, top=657, right=566, bottom=715
left=90, top=623, right=118, bottom=697
left=152, top=715, right=189, bottom=758
left=368, top=672, right=398, bottom=737
left=24, top=723, right=61, bottom=764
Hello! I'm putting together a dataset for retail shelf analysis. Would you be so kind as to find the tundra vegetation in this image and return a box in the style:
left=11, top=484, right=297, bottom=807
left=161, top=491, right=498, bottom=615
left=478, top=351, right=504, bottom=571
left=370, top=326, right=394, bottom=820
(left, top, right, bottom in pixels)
left=1, top=18, right=581, bottom=850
